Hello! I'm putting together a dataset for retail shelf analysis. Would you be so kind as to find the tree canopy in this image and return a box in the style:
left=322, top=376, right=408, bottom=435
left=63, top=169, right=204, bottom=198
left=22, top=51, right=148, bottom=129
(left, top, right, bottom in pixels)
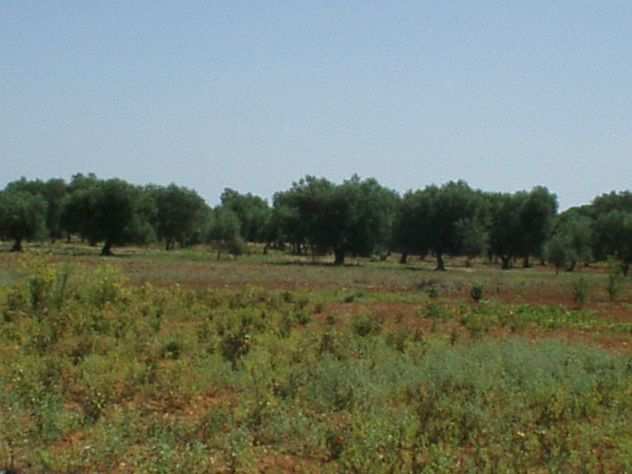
left=0, top=190, right=48, bottom=251
left=395, top=181, right=484, bottom=270
left=274, top=175, right=397, bottom=265
left=154, top=184, right=207, bottom=250
left=3, top=173, right=632, bottom=274
left=489, top=187, right=557, bottom=269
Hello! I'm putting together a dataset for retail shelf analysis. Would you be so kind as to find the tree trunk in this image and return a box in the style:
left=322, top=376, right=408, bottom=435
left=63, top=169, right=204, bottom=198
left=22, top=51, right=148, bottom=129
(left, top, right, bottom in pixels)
left=522, top=256, right=530, bottom=268
left=465, top=256, right=472, bottom=268
left=435, top=253, right=446, bottom=271
left=11, top=237, right=23, bottom=252
left=101, top=240, right=113, bottom=256
left=567, top=260, right=577, bottom=272
left=501, top=256, right=512, bottom=270
left=399, top=252, right=408, bottom=264
left=623, top=262, right=630, bottom=277
left=334, top=249, right=345, bottom=266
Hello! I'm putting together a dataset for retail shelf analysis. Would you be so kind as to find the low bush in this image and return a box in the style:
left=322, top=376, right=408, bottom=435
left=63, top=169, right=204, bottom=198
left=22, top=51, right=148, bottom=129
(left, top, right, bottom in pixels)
left=2, top=263, right=632, bottom=472
left=571, top=276, right=591, bottom=306
left=607, top=258, right=625, bottom=302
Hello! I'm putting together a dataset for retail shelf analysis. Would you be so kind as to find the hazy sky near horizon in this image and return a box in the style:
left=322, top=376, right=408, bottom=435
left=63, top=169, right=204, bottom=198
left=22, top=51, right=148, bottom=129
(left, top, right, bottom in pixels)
left=2, top=1, right=631, bottom=209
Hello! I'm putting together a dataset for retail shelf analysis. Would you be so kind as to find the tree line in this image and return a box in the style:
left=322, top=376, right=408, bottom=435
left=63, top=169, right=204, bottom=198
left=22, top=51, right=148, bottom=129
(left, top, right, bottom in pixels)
left=1, top=173, right=631, bottom=274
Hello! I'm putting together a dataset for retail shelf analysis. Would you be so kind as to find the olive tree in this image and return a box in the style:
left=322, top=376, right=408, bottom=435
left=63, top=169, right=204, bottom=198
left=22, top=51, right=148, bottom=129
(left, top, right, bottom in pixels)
left=208, top=207, right=245, bottom=260
left=154, top=184, right=207, bottom=250
left=517, top=186, right=558, bottom=267
left=552, top=211, right=593, bottom=271
left=593, top=210, right=632, bottom=276
left=0, top=190, right=48, bottom=251
left=489, top=187, right=557, bottom=269
left=545, top=235, right=569, bottom=274
left=455, top=217, right=489, bottom=267
left=277, top=175, right=397, bottom=265
left=413, top=181, right=483, bottom=271
left=220, top=188, right=271, bottom=243
left=393, top=190, right=431, bottom=264
left=61, top=178, right=142, bottom=255
left=5, top=177, right=68, bottom=241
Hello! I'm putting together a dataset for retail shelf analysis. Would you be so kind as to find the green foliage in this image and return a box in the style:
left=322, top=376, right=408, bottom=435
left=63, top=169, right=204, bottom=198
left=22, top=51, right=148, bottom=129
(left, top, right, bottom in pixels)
left=4, top=173, right=632, bottom=273
left=153, top=184, right=207, bottom=250
left=456, top=217, right=489, bottom=265
left=470, top=283, right=484, bottom=303
left=461, top=308, right=495, bottom=338
left=60, top=178, right=147, bottom=255
left=4, top=239, right=632, bottom=471
left=607, top=258, right=625, bottom=302
left=593, top=210, right=632, bottom=275
left=517, top=186, right=558, bottom=264
left=545, top=234, right=568, bottom=273
left=552, top=210, right=593, bottom=270
left=396, top=181, right=484, bottom=270
left=421, top=302, right=451, bottom=321
left=0, top=190, right=48, bottom=251
left=208, top=207, right=246, bottom=258
left=83, top=265, right=128, bottom=308
left=351, top=314, right=383, bottom=337
left=571, top=277, right=591, bottom=307
left=342, top=290, right=365, bottom=303
left=5, top=177, right=68, bottom=241
left=220, top=188, right=271, bottom=243
left=489, top=187, right=558, bottom=268
left=3, top=257, right=75, bottom=319
left=274, top=175, right=398, bottom=264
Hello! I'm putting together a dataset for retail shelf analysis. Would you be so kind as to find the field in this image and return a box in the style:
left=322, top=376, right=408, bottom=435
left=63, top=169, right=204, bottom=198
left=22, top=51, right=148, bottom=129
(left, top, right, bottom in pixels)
left=2, top=243, right=632, bottom=473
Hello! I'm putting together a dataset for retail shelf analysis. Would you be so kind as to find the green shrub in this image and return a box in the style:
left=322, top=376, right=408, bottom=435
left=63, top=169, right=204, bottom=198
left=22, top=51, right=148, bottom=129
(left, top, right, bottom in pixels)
left=343, top=291, right=365, bottom=303
left=4, top=262, right=632, bottom=471
left=461, top=312, right=493, bottom=338
left=220, top=329, right=251, bottom=370
left=571, top=277, right=591, bottom=306
left=84, top=265, right=127, bottom=308
left=386, top=328, right=410, bottom=353
left=292, top=309, right=312, bottom=326
left=607, top=258, right=625, bottom=302
left=421, top=302, right=450, bottom=321
left=427, top=286, right=439, bottom=299
left=351, top=314, right=382, bottom=337
left=325, top=429, right=346, bottom=461
left=470, top=283, right=484, bottom=303
left=161, top=340, right=183, bottom=360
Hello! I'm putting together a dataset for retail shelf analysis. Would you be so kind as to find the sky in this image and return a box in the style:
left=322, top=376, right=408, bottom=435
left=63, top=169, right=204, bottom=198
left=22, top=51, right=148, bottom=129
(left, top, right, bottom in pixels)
left=1, top=1, right=631, bottom=210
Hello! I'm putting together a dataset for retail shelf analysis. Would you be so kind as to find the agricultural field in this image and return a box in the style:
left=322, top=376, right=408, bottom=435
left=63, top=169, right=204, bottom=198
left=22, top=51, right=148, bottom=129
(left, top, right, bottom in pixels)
left=2, top=244, right=632, bottom=473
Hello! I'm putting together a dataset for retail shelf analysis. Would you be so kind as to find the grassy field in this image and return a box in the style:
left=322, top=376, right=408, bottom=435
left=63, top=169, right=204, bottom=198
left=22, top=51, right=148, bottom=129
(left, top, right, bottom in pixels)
left=1, top=243, right=632, bottom=473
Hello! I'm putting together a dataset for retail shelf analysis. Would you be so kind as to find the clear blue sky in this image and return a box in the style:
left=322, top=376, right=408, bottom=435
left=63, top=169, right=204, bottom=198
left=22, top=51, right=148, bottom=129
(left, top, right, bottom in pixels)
left=2, top=1, right=631, bottom=209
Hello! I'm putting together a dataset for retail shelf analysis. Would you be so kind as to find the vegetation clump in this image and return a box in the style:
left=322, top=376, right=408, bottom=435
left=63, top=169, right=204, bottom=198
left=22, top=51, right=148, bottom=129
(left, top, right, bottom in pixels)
left=0, top=245, right=632, bottom=472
